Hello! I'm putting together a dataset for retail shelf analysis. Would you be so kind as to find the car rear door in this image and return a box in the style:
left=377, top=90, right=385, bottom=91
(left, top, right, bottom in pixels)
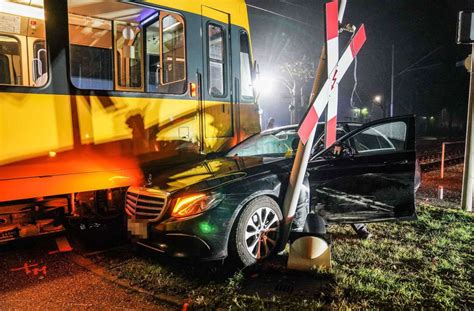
left=307, top=116, right=416, bottom=223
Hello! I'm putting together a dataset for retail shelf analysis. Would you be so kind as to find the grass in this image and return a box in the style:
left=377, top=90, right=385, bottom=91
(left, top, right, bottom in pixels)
left=91, top=202, right=473, bottom=310
left=331, top=202, right=473, bottom=309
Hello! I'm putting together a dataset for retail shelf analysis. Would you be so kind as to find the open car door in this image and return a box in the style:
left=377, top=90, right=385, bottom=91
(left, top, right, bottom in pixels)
left=307, top=116, right=416, bottom=223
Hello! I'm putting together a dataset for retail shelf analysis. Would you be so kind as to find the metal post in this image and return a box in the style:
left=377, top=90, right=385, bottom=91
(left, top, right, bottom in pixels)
left=338, top=0, right=347, bottom=21
left=281, top=129, right=317, bottom=244
left=300, top=86, right=304, bottom=122
left=441, top=142, right=445, bottom=179
left=290, top=90, right=296, bottom=124
left=461, top=44, right=474, bottom=212
left=390, top=44, right=394, bottom=117
left=281, top=44, right=327, bottom=246
left=282, top=0, right=349, bottom=245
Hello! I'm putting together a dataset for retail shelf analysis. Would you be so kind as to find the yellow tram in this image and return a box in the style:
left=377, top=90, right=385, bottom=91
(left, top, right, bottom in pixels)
left=0, top=0, right=260, bottom=241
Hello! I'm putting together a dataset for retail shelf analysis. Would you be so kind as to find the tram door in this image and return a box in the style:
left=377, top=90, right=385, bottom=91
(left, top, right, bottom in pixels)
left=201, top=6, right=233, bottom=152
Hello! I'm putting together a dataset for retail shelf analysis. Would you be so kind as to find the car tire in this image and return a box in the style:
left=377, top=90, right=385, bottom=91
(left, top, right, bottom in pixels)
left=228, top=196, right=283, bottom=267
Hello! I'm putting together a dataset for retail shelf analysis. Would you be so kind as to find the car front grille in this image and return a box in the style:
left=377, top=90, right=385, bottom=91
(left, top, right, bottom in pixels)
left=125, top=187, right=169, bottom=221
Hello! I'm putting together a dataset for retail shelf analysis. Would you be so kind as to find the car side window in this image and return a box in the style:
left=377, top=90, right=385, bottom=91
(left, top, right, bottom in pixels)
left=350, top=121, right=407, bottom=154
left=311, top=128, right=346, bottom=155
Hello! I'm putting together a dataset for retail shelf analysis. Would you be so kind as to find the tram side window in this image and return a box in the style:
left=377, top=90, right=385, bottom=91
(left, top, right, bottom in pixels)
left=0, top=54, right=11, bottom=84
left=115, top=22, right=143, bottom=90
left=161, top=14, right=186, bottom=87
left=67, top=1, right=187, bottom=94
left=240, top=31, right=254, bottom=101
left=146, top=20, right=160, bottom=92
left=148, top=12, right=187, bottom=94
left=0, top=36, right=21, bottom=85
left=207, top=24, right=225, bottom=97
left=32, top=40, right=48, bottom=86
left=0, top=3, right=49, bottom=88
left=68, top=14, right=113, bottom=90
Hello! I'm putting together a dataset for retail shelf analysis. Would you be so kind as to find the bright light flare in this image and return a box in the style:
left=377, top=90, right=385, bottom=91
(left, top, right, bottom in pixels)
left=254, top=75, right=275, bottom=97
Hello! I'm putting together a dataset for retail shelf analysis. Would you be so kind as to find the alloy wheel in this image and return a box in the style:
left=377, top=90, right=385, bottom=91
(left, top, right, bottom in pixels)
left=244, top=207, right=280, bottom=259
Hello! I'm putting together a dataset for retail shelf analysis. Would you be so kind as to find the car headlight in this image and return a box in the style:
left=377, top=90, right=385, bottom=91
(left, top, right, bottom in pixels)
left=171, top=193, right=223, bottom=218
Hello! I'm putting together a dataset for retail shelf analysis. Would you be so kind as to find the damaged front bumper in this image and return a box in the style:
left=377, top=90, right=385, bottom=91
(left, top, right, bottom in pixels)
left=128, top=210, right=230, bottom=261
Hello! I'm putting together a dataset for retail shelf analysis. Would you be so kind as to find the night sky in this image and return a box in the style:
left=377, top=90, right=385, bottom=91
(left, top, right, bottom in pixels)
left=247, top=0, right=474, bottom=128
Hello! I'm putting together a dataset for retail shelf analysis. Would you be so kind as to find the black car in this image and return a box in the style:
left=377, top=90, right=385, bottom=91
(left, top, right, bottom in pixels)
left=126, top=116, right=417, bottom=266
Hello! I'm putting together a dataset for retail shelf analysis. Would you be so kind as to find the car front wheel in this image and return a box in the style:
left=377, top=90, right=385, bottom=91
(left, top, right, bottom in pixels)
left=229, top=196, right=283, bottom=267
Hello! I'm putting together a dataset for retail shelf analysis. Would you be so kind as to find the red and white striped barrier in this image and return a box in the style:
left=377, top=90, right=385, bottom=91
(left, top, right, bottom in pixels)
left=298, top=24, right=366, bottom=145
left=325, top=0, right=339, bottom=147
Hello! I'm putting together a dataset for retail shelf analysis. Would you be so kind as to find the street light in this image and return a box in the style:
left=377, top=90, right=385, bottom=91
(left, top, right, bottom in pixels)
left=372, top=95, right=385, bottom=117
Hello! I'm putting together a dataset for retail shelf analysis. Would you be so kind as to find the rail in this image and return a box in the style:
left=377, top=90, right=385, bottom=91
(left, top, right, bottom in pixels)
left=417, top=141, right=465, bottom=172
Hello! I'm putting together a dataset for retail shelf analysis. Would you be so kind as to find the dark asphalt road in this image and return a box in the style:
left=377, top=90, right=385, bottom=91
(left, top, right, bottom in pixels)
left=0, top=236, right=171, bottom=310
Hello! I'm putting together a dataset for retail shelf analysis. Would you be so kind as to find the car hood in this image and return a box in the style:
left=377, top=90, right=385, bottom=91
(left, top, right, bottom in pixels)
left=141, top=156, right=290, bottom=193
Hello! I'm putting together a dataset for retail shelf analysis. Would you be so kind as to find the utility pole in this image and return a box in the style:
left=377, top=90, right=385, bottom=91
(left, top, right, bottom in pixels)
left=390, top=44, right=394, bottom=117
left=461, top=44, right=474, bottom=212
left=457, top=11, right=474, bottom=212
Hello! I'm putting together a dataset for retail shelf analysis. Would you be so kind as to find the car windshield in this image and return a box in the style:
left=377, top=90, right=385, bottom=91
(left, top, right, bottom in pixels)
left=226, top=129, right=299, bottom=157
left=226, top=127, right=327, bottom=157
left=226, top=123, right=362, bottom=158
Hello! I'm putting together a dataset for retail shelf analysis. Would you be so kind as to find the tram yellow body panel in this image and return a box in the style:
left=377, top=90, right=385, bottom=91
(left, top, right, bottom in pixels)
left=149, top=0, right=251, bottom=30
left=0, top=0, right=260, bottom=202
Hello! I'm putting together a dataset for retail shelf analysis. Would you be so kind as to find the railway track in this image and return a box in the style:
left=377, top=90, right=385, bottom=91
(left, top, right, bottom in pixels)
left=417, top=146, right=464, bottom=172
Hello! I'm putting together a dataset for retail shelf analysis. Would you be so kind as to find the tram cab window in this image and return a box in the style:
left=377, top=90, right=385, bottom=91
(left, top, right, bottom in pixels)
left=67, top=1, right=186, bottom=94
left=240, top=31, right=254, bottom=101
left=0, top=3, right=48, bottom=87
left=207, top=24, right=225, bottom=97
